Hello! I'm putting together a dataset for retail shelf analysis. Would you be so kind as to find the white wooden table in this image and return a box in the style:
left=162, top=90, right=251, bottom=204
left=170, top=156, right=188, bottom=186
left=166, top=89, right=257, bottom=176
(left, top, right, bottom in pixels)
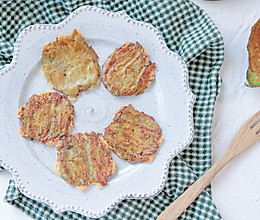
left=1, top=0, right=260, bottom=219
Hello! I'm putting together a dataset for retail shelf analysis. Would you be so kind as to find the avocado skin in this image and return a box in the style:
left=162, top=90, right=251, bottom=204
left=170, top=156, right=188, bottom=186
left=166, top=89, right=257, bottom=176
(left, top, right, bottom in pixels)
left=247, top=19, right=260, bottom=87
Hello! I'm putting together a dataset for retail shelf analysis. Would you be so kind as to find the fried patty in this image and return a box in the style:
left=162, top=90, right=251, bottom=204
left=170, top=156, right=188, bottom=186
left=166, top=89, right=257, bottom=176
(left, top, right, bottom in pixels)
left=102, top=42, right=156, bottom=96
left=41, top=29, right=101, bottom=99
left=17, top=92, right=74, bottom=145
left=103, top=104, right=162, bottom=163
left=55, top=132, right=115, bottom=190
left=247, top=19, right=260, bottom=87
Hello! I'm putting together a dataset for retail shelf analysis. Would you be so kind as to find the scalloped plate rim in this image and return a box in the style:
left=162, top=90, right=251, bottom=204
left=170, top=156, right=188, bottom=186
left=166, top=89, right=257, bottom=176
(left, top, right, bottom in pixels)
left=0, top=5, right=196, bottom=218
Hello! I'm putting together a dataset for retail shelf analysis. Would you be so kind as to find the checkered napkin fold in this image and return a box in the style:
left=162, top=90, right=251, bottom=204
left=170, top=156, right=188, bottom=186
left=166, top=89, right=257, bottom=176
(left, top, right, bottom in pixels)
left=0, top=0, right=224, bottom=219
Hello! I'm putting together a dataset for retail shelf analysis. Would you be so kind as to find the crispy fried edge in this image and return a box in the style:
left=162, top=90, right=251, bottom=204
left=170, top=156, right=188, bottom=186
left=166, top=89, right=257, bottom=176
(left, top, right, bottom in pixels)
left=105, top=104, right=163, bottom=163
left=102, top=42, right=156, bottom=96
left=17, top=92, right=74, bottom=145
left=247, top=19, right=260, bottom=86
left=41, top=29, right=101, bottom=99
left=54, top=133, right=116, bottom=190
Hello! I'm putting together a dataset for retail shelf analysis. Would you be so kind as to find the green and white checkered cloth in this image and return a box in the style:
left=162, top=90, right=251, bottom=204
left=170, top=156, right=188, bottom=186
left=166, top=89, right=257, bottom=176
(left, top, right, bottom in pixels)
left=0, top=0, right=224, bottom=219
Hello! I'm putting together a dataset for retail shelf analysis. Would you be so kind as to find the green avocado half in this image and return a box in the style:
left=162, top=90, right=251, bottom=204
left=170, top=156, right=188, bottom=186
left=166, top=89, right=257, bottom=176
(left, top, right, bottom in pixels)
left=247, top=19, right=260, bottom=87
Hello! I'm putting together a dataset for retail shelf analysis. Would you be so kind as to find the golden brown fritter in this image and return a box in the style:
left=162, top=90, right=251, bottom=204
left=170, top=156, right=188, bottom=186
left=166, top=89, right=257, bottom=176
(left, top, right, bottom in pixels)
left=103, top=104, right=163, bottom=163
left=17, top=92, right=74, bottom=145
left=247, top=19, right=260, bottom=87
left=102, top=42, right=156, bottom=96
left=41, top=29, right=101, bottom=99
left=55, top=132, right=115, bottom=190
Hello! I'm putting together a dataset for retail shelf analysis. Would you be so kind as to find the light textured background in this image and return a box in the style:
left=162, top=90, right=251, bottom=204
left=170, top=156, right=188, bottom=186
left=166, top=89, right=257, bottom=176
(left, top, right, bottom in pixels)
left=1, top=0, right=260, bottom=219
left=193, top=0, right=260, bottom=219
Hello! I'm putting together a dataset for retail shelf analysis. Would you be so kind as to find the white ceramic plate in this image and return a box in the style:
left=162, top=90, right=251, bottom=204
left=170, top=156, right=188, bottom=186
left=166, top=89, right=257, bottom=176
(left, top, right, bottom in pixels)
left=0, top=6, right=195, bottom=218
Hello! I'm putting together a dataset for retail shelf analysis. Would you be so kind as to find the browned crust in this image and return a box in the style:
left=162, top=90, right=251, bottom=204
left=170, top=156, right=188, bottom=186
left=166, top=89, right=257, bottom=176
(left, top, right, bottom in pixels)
left=103, top=104, right=163, bottom=163
left=55, top=132, right=116, bottom=190
left=102, top=42, right=156, bottom=96
left=41, top=29, right=101, bottom=99
left=17, top=92, right=74, bottom=145
left=248, top=19, right=260, bottom=76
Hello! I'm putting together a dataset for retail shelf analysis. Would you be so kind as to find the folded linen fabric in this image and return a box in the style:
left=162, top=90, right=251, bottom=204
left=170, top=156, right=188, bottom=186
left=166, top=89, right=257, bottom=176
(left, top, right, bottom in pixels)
left=0, top=0, right=224, bottom=219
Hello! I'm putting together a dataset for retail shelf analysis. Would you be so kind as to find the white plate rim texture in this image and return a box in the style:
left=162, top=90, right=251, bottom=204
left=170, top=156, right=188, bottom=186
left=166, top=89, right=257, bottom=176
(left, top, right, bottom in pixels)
left=0, top=6, right=195, bottom=218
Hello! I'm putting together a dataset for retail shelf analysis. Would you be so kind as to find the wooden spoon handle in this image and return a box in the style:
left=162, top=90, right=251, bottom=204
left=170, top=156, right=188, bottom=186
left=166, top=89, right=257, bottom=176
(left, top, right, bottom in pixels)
left=157, top=111, right=260, bottom=219
left=157, top=154, right=230, bottom=220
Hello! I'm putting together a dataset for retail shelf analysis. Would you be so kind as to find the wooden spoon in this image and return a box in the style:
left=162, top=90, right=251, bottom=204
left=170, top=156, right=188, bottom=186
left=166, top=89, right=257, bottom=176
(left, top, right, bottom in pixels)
left=157, top=110, right=260, bottom=220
